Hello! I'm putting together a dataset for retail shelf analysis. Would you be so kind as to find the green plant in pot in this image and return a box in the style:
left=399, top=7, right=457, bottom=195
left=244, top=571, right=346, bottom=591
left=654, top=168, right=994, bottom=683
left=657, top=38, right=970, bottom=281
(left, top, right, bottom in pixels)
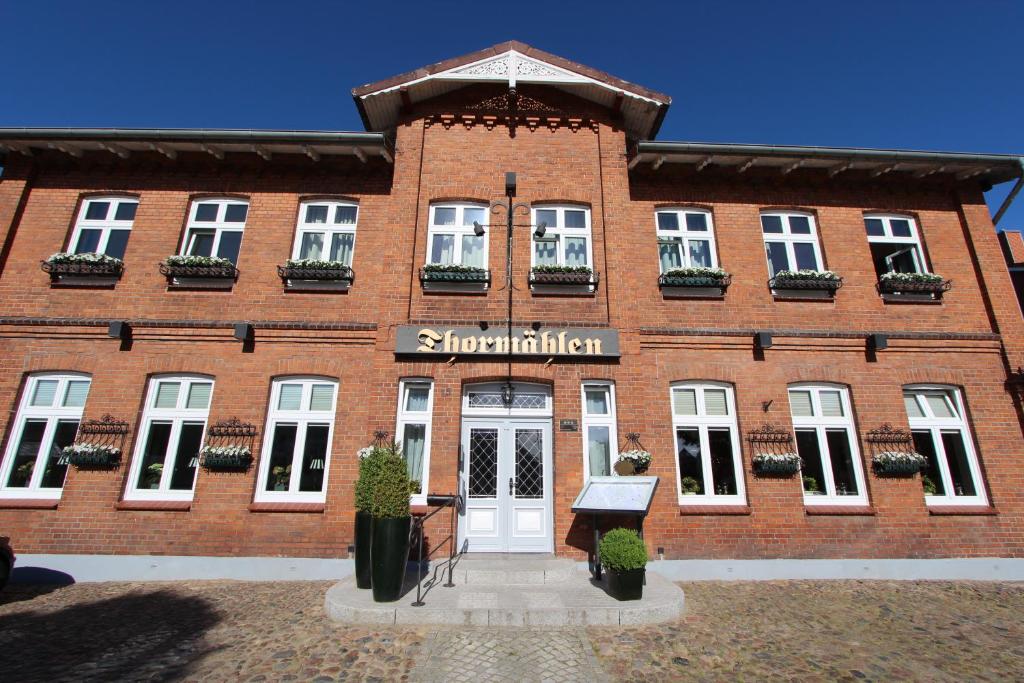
left=599, top=528, right=648, bottom=601
left=353, top=445, right=390, bottom=589
left=803, top=476, right=821, bottom=495
left=369, top=447, right=412, bottom=603
left=680, top=476, right=701, bottom=495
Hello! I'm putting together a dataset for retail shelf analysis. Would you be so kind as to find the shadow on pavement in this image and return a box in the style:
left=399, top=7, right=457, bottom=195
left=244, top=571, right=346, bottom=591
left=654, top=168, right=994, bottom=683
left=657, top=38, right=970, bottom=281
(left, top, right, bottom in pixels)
left=0, top=588, right=221, bottom=681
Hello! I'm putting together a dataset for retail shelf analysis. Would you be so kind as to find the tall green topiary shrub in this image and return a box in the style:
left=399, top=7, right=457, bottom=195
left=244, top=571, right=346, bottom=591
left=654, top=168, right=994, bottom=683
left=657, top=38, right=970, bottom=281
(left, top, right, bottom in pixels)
left=354, top=445, right=392, bottom=514
left=369, top=447, right=411, bottom=519
left=599, top=528, right=648, bottom=572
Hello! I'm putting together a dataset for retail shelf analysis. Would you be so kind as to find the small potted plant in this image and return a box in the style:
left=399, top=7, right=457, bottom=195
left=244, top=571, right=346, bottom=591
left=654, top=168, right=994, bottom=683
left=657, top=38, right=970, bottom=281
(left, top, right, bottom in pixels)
left=353, top=445, right=390, bottom=590
left=922, top=474, right=938, bottom=496
left=598, top=528, right=648, bottom=601
left=616, top=449, right=652, bottom=475
left=271, top=465, right=291, bottom=490
left=143, top=462, right=163, bottom=489
left=12, top=462, right=35, bottom=487
left=369, top=447, right=412, bottom=603
left=680, top=476, right=702, bottom=495
left=803, top=475, right=823, bottom=495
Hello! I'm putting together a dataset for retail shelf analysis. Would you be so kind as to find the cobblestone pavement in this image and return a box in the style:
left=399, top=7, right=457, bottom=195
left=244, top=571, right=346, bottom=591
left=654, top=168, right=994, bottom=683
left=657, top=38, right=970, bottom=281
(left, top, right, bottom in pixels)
left=2, top=579, right=1023, bottom=681
left=409, top=628, right=606, bottom=683
left=590, top=581, right=1024, bottom=682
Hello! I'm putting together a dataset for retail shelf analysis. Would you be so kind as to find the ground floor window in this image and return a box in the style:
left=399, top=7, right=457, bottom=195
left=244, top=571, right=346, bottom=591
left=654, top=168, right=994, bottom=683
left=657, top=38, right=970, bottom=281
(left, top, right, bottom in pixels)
left=582, top=382, right=617, bottom=479
left=671, top=382, right=745, bottom=504
left=396, top=379, right=433, bottom=502
left=789, top=384, right=867, bottom=505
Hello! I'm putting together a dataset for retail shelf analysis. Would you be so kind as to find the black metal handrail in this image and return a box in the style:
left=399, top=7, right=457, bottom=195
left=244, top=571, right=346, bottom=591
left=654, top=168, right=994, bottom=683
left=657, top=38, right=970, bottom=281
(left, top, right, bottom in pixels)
left=409, top=492, right=463, bottom=607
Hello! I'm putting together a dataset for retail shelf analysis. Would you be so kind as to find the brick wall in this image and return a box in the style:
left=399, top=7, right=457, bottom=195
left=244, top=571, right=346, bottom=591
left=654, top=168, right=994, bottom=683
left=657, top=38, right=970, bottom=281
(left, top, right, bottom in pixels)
left=1, top=83, right=1023, bottom=560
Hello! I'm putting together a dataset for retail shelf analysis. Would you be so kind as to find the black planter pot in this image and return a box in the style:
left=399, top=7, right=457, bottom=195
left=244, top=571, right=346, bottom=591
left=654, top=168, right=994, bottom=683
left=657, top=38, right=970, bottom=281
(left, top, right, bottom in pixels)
left=371, top=516, right=412, bottom=602
left=354, top=511, right=373, bottom=589
left=606, top=567, right=645, bottom=601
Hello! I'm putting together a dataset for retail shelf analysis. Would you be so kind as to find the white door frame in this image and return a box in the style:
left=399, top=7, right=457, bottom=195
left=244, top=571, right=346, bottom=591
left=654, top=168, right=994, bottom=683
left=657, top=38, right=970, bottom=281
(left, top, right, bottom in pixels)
left=459, top=383, right=554, bottom=553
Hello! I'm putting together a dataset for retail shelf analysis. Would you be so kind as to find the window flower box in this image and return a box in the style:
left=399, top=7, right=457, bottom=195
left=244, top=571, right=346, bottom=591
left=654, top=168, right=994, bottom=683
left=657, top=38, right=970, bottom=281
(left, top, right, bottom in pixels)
left=877, top=272, right=951, bottom=302
left=529, top=265, right=598, bottom=294
left=419, top=264, right=490, bottom=293
left=200, top=445, right=253, bottom=470
left=769, top=269, right=842, bottom=300
left=160, top=255, right=238, bottom=290
left=659, top=267, right=731, bottom=299
left=62, top=443, right=121, bottom=468
left=872, top=451, right=927, bottom=476
left=278, top=259, right=354, bottom=292
left=41, top=253, right=124, bottom=287
left=752, top=452, right=801, bottom=475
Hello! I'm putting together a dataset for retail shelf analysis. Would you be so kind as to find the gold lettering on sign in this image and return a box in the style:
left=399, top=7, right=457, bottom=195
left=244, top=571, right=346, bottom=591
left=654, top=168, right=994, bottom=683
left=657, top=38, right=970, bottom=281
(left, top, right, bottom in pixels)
left=417, top=328, right=443, bottom=352
left=568, top=338, right=582, bottom=354
left=410, top=327, right=612, bottom=356
left=584, top=338, right=603, bottom=355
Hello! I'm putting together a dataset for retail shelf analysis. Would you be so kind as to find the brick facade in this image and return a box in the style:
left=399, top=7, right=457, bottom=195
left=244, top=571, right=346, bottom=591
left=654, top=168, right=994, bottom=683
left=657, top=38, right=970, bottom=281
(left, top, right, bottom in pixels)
left=1, top=63, right=1023, bottom=562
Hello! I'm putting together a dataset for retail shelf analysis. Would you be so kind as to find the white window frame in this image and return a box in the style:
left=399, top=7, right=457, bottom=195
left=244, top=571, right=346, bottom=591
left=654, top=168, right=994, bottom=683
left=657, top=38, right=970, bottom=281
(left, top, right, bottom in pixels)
left=69, top=197, right=138, bottom=258
left=395, top=379, right=434, bottom=506
left=0, top=373, right=91, bottom=500
left=581, top=381, right=618, bottom=480
left=180, top=197, right=249, bottom=263
left=291, top=200, right=359, bottom=266
left=255, top=377, right=337, bottom=504
left=530, top=205, right=594, bottom=268
left=864, top=214, right=929, bottom=274
left=124, top=375, right=214, bottom=502
left=904, top=385, right=987, bottom=507
left=669, top=381, right=746, bottom=505
left=655, top=208, right=718, bottom=272
left=426, top=203, right=489, bottom=267
left=788, top=383, right=868, bottom=506
left=761, top=211, right=824, bottom=275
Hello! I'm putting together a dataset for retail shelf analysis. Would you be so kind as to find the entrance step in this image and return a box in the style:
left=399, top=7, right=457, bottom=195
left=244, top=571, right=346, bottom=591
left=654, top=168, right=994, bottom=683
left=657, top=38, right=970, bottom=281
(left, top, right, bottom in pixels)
left=456, top=556, right=577, bottom=585
left=324, top=567, right=685, bottom=627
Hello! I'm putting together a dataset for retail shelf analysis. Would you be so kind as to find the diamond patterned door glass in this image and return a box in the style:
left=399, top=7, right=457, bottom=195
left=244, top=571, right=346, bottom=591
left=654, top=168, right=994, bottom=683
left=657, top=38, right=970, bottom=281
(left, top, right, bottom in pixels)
left=467, top=392, right=547, bottom=410
left=468, top=429, right=498, bottom=498
left=514, top=429, right=544, bottom=499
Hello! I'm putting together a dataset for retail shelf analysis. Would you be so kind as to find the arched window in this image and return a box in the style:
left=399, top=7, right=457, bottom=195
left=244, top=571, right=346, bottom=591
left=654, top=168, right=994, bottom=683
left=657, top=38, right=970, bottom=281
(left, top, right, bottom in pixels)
left=125, top=375, right=214, bottom=501
left=761, top=211, right=824, bottom=275
left=181, top=198, right=249, bottom=264
left=670, top=382, right=744, bottom=504
left=904, top=385, right=986, bottom=505
left=426, top=203, right=488, bottom=268
left=69, top=196, right=138, bottom=259
left=0, top=373, right=91, bottom=498
left=256, top=377, right=337, bottom=502
left=655, top=208, right=717, bottom=272
left=292, top=200, right=358, bottom=266
left=788, top=383, right=867, bottom=505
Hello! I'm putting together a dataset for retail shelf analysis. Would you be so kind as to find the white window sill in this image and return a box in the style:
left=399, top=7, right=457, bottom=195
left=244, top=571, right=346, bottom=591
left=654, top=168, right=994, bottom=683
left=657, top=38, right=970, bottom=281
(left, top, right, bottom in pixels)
left=677, top=495, right=747, bottom=506
left=803, top=495, right=869, bottom=507
left=0, top=488, right=62, bottom=501
left=924, top=495, right=989, bottom=507
left=253, top=492, right=327, bottom=505
left=123, top=490, right=195, bottom=503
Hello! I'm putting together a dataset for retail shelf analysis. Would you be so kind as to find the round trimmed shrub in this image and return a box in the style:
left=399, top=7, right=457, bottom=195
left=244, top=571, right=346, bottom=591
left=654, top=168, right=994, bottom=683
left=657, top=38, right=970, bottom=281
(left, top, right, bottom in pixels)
left=598, top=528, right=648, bottom=572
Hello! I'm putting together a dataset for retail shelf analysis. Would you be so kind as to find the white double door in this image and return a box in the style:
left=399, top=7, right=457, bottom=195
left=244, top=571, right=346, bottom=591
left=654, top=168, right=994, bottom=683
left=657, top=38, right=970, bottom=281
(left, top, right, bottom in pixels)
left=460, top=418, right=553, bottom=553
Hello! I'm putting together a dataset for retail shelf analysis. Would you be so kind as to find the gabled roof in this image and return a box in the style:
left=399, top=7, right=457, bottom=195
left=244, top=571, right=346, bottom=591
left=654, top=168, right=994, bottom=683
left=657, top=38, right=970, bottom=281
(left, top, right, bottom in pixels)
left=352, top=41, right=671, bottom=139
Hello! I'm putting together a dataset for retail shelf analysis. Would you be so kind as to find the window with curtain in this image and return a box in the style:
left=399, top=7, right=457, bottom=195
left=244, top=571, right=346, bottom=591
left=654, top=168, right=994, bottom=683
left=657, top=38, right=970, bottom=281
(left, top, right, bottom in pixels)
left=531, top=205, right=593, bottom=268
left=864, top=214, right=928, bottom=279
left=256, top=378, right=337, bottom=503
left=181, top=198, right=249, bottom=264
left=904, top=386, right=986, bottom=506
left=0, top=373, right=91, bottom=499
left=760, top=211, right=824, bottom=276
left=788, top=384, right=867, bottom=505
left=70, top=197, right=138, bottom=259
left=670, top=382, right=744, bottom=504
left=655, top=209, right=718, bottom=272
left=125, top=376, right=214, bottom=501
left=426, top=204, right=487, bottom=268
left=581, top=382, right=617, bottom=479
left=292, top=201, right=358, bottom=266
left=396, top=379, right=433, bottom=501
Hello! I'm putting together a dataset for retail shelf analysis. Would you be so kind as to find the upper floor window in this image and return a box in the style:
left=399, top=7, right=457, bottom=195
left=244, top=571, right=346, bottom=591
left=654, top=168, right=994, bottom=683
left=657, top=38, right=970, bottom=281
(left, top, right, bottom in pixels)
left=427, top=203, right=487, bottom=268
left=582, top=382, right=618, bottom=479
left=532, top=205, right=592, bottom=268
left=0, top=373, right=91, bottom=499
left=789, top=384, right=867, bottom=505
left=904, top=386, right=986, bottom=506
left=292, top=201, right=358, bottom=266
left=256, top=377, right=337, bottom=503
left=864, top=214, right=928, bottom=278
left=181, top=198, right=249, bottom=265
left=396, top=379, right=434, bottom=503
left=70, top=197, right=138, bottom=259
left=671, top=382, right=744, bottom=504
left=761, top=211, right=824, bottom=275
left=126, top=375, right=213, bottom=501
left=656, top=209, right=717, bottom=271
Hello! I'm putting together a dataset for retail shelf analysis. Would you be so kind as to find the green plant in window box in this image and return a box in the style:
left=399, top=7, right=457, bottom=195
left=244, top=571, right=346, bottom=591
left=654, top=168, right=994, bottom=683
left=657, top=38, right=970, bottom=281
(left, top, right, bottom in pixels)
left=369, top=448, right=412, bottom=603
left=598, top=528, right=648, bottom=601
left=144, top=463, right=163, bottom=489
left=680, top=476, right=702, bottom=495
left=164, top=255, right=235, bottom=268
left=531, top=265, right=593, bottom=274
left=271, top=465, right=291, bottom=490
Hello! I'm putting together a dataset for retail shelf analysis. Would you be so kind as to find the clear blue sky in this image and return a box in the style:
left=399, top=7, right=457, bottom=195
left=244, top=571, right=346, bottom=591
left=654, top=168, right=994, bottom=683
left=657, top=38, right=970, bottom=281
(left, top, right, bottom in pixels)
left=2, top=1, right=1022, bottom=227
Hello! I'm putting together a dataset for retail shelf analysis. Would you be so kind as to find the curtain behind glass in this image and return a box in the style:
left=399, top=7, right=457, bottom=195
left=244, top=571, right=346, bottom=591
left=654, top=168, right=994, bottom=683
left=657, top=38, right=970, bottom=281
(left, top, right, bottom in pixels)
left=587, top=426, right=610, bottom=477
left=403, top=424, right=426, bottom=482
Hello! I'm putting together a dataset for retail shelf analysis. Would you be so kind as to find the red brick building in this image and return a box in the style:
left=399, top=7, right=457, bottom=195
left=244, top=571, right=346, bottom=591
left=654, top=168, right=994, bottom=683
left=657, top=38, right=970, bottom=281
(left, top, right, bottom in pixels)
left=2, top=42, right=1024, bottom=571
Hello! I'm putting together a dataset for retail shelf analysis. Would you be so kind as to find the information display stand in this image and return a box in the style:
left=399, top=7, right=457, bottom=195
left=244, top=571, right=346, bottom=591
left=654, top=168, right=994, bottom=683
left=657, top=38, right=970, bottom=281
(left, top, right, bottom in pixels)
left=571, top=476, right=659, bottom=580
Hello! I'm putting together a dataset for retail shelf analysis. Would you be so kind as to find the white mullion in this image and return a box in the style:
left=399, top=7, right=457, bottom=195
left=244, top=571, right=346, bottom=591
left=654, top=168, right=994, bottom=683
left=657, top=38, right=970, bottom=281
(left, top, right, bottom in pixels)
left=817, top=426, right=838, bottom=497
left=931, top=427, right=956, bottom=497
left=698, top=425, right=713, bottom=496
left=160, top=420, right=185, bottom=492
left=26, top=417, right=58, bottom=490
left=290, top=420, right=308, bottom=492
